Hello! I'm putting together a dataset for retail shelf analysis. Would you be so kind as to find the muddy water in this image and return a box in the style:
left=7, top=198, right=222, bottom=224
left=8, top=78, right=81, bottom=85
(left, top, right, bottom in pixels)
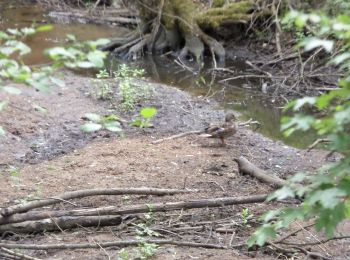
left=0, top=0, right=314, bottom=148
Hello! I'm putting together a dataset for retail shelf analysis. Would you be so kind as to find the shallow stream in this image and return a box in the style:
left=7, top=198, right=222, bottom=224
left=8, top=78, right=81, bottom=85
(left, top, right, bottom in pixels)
left=0, top=0, right=315, bottom=148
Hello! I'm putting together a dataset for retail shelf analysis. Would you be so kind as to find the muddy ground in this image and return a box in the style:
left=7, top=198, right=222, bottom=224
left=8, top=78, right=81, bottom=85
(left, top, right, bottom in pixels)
left=0, top=71, right=349, bottom=259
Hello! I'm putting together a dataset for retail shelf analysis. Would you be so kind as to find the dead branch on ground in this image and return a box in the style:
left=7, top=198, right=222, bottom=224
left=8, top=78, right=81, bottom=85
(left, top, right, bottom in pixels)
left=0, top=187, right=192, bottom=217
left=234, top=156, right=287, bottom=188
left=0, top=195, right=267, bottom=227
left=0, top=239, right=227, bottom=250
left=0, top=215, right=122, bottom=234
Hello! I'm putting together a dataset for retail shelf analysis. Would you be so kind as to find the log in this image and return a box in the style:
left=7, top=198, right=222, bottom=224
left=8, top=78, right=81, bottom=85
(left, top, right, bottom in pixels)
left=48, top=11, right=138, bottom=25
left=234, top=156, right=287, bottom=188
left=0, top=239, right=227, bottom=250
left=0, top=195, right=267, bottom=226
left=0, top=215, right=121, bottom=234
left=0, top=187, right=192, bottom=217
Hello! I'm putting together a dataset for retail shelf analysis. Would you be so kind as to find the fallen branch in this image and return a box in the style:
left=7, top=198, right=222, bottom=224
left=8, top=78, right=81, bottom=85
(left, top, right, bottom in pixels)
left=278, top=235, right=350, bottom=246
left=1, top=247, right=41, bottom=260
left=307, top=138, right=330, bottom=152
left=0, top=239, right=227, bottom=250
left=48, top=11, right=138, bottom=25
left=0, top=195, right=267, bottom=226
left=0, top=188, right=192, bottom=217
left=234, top=156, right=287, bottom=188
left=0, top=215, right=122, bottom=234
left=152, top=130, right=202, bottom=144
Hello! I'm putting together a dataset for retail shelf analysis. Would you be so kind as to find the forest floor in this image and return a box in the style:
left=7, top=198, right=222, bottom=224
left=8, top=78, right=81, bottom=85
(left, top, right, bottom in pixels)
left=0, top=70, right=349, bottom=259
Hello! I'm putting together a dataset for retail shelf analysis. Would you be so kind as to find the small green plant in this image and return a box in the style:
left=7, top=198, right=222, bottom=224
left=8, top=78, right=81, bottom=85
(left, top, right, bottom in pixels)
left=138, top=241, right=159, bottom=259
left=9, top=167, right=20, bottom=180
left=241, top=208, right=252, bottom=226
left=93, top=69, right=113, bottom=100
left=81, top=113, right=122, bottom=133
left=118, top=248, right=130, bottom=260
left=131, top=107, right=158, bottom=128
left=122, top=195, right=131, bottom=204
left=114, top=64, right=152, bottom=111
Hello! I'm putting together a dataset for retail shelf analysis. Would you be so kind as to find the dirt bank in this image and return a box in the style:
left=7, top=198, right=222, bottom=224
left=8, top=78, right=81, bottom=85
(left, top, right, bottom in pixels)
left=0, top=71, right=347, bottom=259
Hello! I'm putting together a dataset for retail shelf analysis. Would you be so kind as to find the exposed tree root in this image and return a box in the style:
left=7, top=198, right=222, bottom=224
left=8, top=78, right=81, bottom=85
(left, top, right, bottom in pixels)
left=234, top=156, right=287, bottom=188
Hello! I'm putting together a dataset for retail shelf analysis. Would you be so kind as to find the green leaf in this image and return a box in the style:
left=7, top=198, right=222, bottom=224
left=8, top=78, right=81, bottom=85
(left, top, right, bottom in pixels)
left=0, top=101, right=8, bottom=111
left=88, top=38, right=110, bottom=48
left=307, top=188, right=347, bottom=209
left=2, top=86, right=22, bottom=95
left=76, top=61, right=96, bottom=68
left=32, top=103, right=48, bottom=114
left=66, top=34, right=76, bottom=42
left=268, top=186, right=295, bottom=201
left=50, top=77, right=65, bottom=87
left=140, top=107, right=157, bottom=119
left=131, top=119, right=142, bottom=127
left=0, top=126, right=5, bottom=136
left=332, top=53, right=350, bottom=65
left=104, top=121, right=122, bottom=132
left=87, top=51, right=105, bottom=68
left=302, top=38, right=334, bottom=53
left=293, top=97, right=316, bottom=111
left=7, top=28, right=20, bottom=36
left=84, top=113, right=102, bottom=122
left=247, top=225, right=277, bottom=247
left=20, top=27, right=36, bottom=36
left=81, top=123, right=102, bottom=133
left=36, top=25, right=53, bottom=32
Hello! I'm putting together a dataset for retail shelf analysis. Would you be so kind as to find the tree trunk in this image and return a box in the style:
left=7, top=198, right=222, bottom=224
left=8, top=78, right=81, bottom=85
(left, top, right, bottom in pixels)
left=103, top=0, right=263, bottom=66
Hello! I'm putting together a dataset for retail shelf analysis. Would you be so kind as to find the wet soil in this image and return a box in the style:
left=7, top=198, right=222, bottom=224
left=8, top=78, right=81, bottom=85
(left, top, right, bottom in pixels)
left=0, top=71, right=348, bottom=259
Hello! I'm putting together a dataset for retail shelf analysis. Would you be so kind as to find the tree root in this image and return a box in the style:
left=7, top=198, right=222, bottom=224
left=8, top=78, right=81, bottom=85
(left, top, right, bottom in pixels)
left=234, top=156, right=287, bottom=188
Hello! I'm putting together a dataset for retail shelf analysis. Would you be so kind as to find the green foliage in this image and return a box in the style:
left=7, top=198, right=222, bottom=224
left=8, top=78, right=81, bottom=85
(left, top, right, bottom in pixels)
left=93, top=69, right=113, bottom=100
left=241, top=208, right=253, bottom=226
left=0, top=25, right=110, bottom=135
left=118, top=248, right=130, bottom=260
left=114, top=64, right=152, bottom=111
left=81, top=113, right=122, bottom=133
left=138, top=241, right=159, bottom=259
left=249, top=11, right=350, bottom=247
left=131, top=107, right=158, bottom=128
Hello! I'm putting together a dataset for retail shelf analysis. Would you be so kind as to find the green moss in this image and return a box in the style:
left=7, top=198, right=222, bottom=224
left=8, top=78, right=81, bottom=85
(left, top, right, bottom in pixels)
left=197, top=0, right=256, bottom=28
left=212, top=0, right=225, bottom=8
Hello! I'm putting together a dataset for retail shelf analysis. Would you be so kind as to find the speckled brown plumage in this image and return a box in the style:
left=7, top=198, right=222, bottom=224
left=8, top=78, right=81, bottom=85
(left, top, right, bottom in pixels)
left=203, top=112, right=237, bottom=146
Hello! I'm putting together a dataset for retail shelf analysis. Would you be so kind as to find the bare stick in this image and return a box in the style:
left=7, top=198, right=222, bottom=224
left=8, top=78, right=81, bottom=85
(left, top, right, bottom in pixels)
left=0, top=239, right=227, bottom=250
left=152, top=130, right=202, bottom=144
left=0, top=188, right=192, bottom=217
left=1, top=247, right=41, bottom=260
left=234, top=156, right=287, bottom=188
left=307, top=138, right=330, bottom=152
left=278, top=236, right=350, bottom=246
left=0, top=215, right=122, bottom=234
left=0, top=195, right=267, bottom=225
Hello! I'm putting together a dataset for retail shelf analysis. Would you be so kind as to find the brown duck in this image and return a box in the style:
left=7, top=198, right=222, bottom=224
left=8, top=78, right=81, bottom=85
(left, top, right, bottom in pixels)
left=201, top=112, right=237, bottom=146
